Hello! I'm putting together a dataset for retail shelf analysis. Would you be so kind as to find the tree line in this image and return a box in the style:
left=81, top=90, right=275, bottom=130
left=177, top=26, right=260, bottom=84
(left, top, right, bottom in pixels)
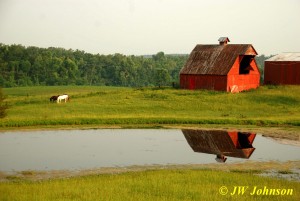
left=0, top=44, right=188, bottom=88
left=0, top=43, right=270, bottom=88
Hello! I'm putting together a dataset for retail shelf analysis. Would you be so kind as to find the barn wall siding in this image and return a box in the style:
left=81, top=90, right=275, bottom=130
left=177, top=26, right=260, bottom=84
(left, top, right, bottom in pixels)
left=227, top=74, right=260, bottom=92
left=264, top=61, right=300, bottom=85
left=180, top=74, right=227, bottom=91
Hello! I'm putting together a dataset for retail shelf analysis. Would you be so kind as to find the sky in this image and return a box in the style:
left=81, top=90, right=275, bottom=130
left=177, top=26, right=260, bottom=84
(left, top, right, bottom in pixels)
left=0, top=0, right=299, bottom=56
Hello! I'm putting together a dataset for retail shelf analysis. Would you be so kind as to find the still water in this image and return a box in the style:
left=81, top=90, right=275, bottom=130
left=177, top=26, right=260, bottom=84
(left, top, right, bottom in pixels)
left=0, top=129, right=299, bottom=172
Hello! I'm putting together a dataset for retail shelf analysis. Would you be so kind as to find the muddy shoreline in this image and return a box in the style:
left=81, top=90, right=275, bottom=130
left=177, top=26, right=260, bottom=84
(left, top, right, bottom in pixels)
left=1, top=161, right=299, bottom=182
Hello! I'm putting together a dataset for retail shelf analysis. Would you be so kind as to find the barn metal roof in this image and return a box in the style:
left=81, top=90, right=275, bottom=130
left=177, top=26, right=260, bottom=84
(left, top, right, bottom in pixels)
left=180, top=44, right=257, bottom=75
left=266, top=53, right=300, bottom=61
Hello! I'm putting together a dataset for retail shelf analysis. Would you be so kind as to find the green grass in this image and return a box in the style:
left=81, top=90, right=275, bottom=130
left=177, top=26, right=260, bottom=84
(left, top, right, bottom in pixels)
left=1, top=169, right=299, bottom=201
left=1, top=86, right=299, bottom=200
left=1, top=85, right=300, bottom=128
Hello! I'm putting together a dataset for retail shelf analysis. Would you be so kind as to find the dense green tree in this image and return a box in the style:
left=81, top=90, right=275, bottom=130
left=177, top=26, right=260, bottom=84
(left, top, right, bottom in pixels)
left=0, top=88, right=8, bottom=118
left=0, top=43, right=189, bottom=87
left=155, top=68, right=171, bottom=87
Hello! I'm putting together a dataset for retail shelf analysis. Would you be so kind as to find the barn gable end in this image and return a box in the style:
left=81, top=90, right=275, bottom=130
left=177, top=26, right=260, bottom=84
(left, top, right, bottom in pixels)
left=244, top=46, right=257, bottom=55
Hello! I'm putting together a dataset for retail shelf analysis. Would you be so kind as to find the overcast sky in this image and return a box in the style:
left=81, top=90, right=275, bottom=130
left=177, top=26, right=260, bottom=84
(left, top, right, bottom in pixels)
left=0, top=0, right=299, bottom=55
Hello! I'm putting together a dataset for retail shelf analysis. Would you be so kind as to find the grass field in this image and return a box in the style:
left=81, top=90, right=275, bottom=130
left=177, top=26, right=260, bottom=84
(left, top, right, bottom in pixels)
left=1, top=169, right=299, bottom=201
left=1, top=85, right=300, bottom=129
left=1, top=86, right=300, bottom=201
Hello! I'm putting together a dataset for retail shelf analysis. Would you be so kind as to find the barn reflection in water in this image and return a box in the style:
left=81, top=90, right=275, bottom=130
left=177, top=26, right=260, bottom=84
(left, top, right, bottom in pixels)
left=182, top=129, right=256, bottom=163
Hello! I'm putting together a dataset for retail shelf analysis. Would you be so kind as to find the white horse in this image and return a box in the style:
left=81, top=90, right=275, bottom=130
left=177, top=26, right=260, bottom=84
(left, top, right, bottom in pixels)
left=57, top=94, right=69, bottom=103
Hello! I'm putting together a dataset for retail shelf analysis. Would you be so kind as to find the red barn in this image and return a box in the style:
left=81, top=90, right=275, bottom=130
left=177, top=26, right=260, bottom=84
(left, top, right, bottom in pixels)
left=180, top=37, right=260, bottom=92
left=264, top=53, right=300, bottom=85
left=182, top=129, right=256, bottom=162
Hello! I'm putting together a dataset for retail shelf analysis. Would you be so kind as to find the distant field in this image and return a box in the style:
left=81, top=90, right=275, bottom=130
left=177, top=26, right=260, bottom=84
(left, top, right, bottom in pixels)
left=1, top=85, right=300, bottom=128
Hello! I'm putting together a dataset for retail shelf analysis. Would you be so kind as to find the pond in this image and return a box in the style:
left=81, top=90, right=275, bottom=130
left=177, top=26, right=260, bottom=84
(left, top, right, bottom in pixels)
left=0, top=129, right=299, bottom=172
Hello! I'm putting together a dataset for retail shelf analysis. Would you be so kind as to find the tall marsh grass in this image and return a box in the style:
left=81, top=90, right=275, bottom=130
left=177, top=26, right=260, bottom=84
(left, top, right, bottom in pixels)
left=1, top=85, right=300, bottom=128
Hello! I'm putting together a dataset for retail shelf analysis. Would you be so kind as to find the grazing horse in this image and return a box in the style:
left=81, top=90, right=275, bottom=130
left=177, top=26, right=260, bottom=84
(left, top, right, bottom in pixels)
left=50, top=95, right=59, bottom=102
left=57, top=94, right=69, bottom=103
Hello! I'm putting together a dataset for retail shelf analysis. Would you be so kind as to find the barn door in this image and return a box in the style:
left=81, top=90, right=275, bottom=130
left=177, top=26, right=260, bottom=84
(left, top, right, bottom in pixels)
left=189, top=77, right=195, bottom=90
